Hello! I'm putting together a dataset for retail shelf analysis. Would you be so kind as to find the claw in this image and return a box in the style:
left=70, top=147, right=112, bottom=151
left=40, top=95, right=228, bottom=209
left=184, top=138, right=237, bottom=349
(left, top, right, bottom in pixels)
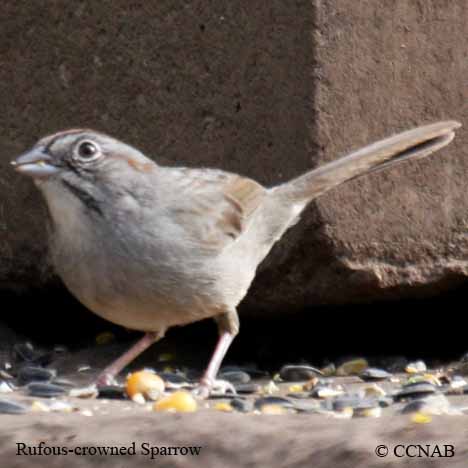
left=95, top=373, right=118, bottom=388
left=192, top=378, right=237, bottom=399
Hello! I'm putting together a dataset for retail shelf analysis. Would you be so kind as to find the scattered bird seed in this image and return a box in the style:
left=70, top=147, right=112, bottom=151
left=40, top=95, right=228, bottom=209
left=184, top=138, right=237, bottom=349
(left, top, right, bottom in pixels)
left=18, top=366, right=56, bottom=385
left=336, top=358, right=368, bottom=376
left=0, top=398, right=28, bottom=414
left=262, top=381, right=279, bottom=395
left=159, top=372, right=189, bottom=385
left=254, top=396, right=294, bottom=410
left=411, top=412, right=432, bottom=424
left=310, top=386, right=344, bottom=399
left=97, top=385, right=127, bottom=400
left=401, top=394, right=456, bottom=416
left=353, top=405, right=382, bottom=418
left=234, top=383, right=260, bottom=394
left=279, top=365, right=323, bottom=381
left=260, top=404, right=290, bottom=415
left=27, top=382, right=66, bottom=398
left=293, top=400, right=321, bottom=413
left=126, top=370, right=165, bottom=401
left=153, top=391, right=198, bottom=413
left=0, top=381, right=14, bottom=393
left=219, top=371, right=251, bottom=385
left=320, top=363, right=336, bottom=376
left=230, top=398, right=253, bottom=413
left=360, top=368, right=392, bottom=382
left=131, top=393, right=146, bottom=405
left=405, top=360, right=427, bottom=374
left=394, top=382, right=437, bottom=401
left=363, top=384, right=386, bottom=397
left=69, top=385, right=99, bottom=399
left=214, top=402, right=233, bottom=412
left=48, top=400, right=74, bottom=413
left=31, top=400, right=50, bottom=412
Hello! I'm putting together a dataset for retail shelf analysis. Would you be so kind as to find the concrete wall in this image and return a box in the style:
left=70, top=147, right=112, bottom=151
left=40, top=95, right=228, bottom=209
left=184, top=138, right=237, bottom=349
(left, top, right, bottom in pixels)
left=0, top=1, right=466, bottom=316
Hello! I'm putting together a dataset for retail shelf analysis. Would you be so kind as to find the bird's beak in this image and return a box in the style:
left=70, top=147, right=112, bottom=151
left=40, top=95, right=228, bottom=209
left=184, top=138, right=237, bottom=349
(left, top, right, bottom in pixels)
left=11, top=147, right=60, bottom=178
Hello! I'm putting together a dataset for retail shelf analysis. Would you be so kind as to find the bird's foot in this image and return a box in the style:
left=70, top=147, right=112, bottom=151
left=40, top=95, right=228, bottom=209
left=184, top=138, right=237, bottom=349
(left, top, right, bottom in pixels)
left=95, top=372, right=118, bottom=388
left=192, top=378, right=237, bottom=399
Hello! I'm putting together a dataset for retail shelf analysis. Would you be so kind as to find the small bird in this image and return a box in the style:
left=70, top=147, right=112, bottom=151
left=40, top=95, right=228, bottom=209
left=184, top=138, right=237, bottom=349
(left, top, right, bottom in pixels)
left=11, top=121, right=460, bottom=396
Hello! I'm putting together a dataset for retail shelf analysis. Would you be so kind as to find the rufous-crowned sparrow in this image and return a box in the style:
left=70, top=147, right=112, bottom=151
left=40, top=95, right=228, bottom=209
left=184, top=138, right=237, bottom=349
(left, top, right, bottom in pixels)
left=11, top=121, right=460, bottom=396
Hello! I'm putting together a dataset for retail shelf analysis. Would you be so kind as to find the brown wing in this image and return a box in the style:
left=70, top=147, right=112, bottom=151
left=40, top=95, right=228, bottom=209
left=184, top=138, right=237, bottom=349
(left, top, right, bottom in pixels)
left=166, top=168, right=266, bottom=251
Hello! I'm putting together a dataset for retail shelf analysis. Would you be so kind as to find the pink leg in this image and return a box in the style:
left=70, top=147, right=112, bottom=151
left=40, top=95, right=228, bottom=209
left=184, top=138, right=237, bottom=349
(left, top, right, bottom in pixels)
left=96, top=331, right=162, bottom=386
left=196, top=332, right=235, bottom=396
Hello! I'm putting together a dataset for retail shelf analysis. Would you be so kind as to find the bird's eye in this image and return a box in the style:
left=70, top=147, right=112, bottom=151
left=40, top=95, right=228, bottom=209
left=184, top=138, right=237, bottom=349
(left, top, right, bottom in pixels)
left=74, top=140, right=101, bottom=161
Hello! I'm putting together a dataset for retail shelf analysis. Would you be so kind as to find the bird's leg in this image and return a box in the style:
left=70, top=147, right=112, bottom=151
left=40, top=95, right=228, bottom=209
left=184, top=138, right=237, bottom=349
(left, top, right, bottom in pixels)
left=194, top=310, right=239, bottom=398
left=96, top=330, right=164, bottom=387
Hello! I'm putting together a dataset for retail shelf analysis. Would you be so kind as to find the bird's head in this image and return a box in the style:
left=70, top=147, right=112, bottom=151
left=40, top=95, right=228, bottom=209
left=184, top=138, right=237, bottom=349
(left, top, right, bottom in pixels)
left=12, top=129, right=155, bottom=180
left=11, top=129, right=156, bottom=216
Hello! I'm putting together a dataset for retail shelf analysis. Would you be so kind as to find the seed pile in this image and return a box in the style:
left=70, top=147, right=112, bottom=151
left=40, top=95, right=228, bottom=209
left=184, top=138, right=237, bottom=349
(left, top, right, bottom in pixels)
left=1, top=342, right=468, bottom=421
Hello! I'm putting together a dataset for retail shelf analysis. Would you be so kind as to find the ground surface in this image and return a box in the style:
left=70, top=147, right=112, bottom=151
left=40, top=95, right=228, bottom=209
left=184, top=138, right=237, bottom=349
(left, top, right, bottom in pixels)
left=1, top=342, right=468, bottom=467
left=1, top=412, right=467, bottom=468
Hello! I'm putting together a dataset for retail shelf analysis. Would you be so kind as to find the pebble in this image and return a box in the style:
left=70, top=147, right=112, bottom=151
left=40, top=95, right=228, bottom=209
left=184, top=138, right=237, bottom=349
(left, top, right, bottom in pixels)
left=0, top=398, right=28, bottom=414
left=279, top=365, right=323, bottom=381
left=27, top=382, right=66, bottom=398
left=360, top=368, right=392, bottom=382
left=17, top=366, right=56, bottom=385
left=219, top=371, right=251, bottom=385
left=336, top=358, right=368, bottom=376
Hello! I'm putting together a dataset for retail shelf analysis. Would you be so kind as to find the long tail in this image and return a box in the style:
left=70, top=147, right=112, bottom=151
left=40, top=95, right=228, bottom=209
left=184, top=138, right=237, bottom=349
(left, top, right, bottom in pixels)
left=273, top=121, right=461, bottom=203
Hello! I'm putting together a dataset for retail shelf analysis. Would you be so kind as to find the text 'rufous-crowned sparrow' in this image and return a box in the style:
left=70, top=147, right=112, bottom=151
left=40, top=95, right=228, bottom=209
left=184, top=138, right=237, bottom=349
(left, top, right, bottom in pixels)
left=11, top=120, right=460, bottom=396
